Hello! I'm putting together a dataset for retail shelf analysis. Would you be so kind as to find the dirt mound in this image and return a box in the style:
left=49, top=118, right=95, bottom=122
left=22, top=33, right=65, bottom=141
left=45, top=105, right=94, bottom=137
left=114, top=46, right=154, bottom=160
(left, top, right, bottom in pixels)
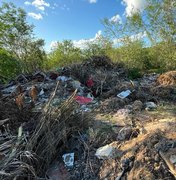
left=97, top=117, right=176, bottom=180
left=157, top=71, right=176, bottom=86
left=127, top=132, right=175, bottom=180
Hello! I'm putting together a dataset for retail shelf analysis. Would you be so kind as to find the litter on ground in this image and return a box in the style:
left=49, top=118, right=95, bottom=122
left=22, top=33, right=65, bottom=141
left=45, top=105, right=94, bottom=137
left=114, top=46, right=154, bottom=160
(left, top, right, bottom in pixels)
left=0, top=56, right=175, bottom=180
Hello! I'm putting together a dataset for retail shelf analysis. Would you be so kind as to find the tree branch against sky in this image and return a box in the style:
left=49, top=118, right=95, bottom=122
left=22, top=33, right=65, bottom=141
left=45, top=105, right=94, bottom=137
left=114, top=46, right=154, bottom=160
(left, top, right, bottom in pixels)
left=0, top=0, right=153, bottom=51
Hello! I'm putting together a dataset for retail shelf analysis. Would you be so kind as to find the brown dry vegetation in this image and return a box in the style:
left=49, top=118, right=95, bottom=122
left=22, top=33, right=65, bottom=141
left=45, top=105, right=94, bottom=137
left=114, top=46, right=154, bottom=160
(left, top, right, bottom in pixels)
left=157, top=71, right=176, bottom=86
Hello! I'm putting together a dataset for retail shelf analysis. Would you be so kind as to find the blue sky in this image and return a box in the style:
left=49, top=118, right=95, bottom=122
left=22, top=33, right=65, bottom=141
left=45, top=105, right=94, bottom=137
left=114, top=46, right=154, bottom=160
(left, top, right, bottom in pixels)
left=1, top=0, right=146, bottom=50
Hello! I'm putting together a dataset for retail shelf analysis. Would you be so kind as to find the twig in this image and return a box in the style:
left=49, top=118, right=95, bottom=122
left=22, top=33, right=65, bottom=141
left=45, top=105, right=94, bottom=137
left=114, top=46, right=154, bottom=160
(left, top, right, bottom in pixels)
left=100, top=75, right=107, bottom=95
left=0, top=119, right=9, bottom=126
left=43, top=81, right=60, bottom=113
left=78, top=132, right=95, bottom=175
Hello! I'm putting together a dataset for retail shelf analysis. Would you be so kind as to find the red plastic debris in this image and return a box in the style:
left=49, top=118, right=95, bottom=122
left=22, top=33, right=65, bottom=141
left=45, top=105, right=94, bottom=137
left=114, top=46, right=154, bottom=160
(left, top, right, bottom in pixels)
left=86, top=78, right=94, bottom=88
left=75, top=96, right=93, bottom=104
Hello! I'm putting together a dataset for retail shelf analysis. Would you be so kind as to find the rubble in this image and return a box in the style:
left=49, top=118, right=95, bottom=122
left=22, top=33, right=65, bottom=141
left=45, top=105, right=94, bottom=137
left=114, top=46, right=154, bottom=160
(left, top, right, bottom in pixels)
left=145, top=101, right=157, bottom=111
left=117, top=126, right=133, bottom=141
left=95, top=142, right=122, bottom=160
left=0, top=56, right=175, bottom=179
left=114, top=108, right=132, bottom=125
left=131, top=100, right=143, bottom=111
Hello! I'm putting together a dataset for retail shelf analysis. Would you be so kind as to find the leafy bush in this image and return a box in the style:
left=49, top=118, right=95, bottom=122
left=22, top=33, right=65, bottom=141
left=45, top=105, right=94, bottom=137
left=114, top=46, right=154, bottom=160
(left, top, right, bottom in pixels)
left=45, top=40, right=84, bottom=70
left=108, top=40, right=152, bottom=71
left=103, top=0, right=176, bottom=73
left=128, top=68, right=143, bottom=79
left=0, top=49, right=21, bottom=81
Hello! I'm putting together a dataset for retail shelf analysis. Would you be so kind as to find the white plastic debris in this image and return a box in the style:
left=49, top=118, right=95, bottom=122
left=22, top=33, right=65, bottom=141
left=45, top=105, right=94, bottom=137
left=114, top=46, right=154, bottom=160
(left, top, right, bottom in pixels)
left=56, top=76, right=71, bottom=82
left=145, top=102, right=157, bottom=110
left=87, top=93, right=94, bottom=100
left=39, top=89, right=44, bottom=96
left=62, top=153, right=74, bottom=168
left=80, top=105, right=91, bottom=112
left=95, top=143, right=120, bottom=159
left=117, top=90, right=131, bottom=99
left=2, top=85, right=16, bottom=94
left=18, top=126, right=23, bottom=139
left=71, top=80, right=81, bottom=89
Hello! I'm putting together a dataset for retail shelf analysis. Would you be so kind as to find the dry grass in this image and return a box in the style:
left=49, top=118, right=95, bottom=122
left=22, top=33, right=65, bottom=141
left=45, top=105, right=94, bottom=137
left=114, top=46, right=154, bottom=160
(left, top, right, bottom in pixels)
left=0, top=82, right=93, bottom=179
left=157, top=71, right=176, bottom=86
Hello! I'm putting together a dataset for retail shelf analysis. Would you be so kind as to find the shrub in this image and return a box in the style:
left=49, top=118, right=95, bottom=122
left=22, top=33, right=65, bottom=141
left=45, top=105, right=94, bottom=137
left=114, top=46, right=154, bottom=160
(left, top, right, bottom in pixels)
left=0, top=49, right=21, bottom=82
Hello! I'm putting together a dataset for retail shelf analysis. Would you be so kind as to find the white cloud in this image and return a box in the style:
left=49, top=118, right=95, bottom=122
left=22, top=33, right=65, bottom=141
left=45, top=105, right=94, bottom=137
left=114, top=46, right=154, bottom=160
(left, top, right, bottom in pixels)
left=38, top=6, right=45, bottom=11
left=130, top=31, right=147, bottom=40
left=25, top=0, right=50, bottom=11
left=28, top=12, right=43, bottom=20
left=113, top=31, right=147, bottom=44
left=50, top=41, right=58, bottom=49
left=88, top=0, right=97, bottom=4
left=109, top=14, right=122, bottom=24
left=51, top=3, right=70, bottom=11
left=73, top=30, right=102, bottom=49
left=24, top=1, right=31, bottom=5
left=32, top=0, right=50, bottom=7
left=50, top=31, right=146, bottom=50
left=122, top=0, right=147, bottom=16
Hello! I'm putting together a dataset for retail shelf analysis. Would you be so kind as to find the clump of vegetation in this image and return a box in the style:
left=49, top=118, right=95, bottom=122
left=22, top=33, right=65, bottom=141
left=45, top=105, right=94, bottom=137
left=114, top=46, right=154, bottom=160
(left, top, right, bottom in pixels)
left=0, top=49, right=21, bottom=81
left=45, top=40, right=83, bottom=69
left=103, top=0, right=176, bottom=74
left=0, top=2, right=46, bottom=81
left=0, top=0, right=175, bottom=82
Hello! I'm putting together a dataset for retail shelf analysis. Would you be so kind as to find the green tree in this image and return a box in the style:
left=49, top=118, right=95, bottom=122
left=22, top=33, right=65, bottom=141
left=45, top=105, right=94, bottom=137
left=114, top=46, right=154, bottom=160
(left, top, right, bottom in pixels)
left=0, top=2, right=33, bottom=58
left=46, top=40, right=83, bottom=69
left=103, top=0, right=176, bottom=45
left=83, top=36, right=113, bottom=58
left=103, top=0, right=176, bottom=71
left=126, top=0, right=176, bottom=44
left=0, top=48, right=21, bottom=81
left=0, top=2, right=46, bottom=73
left=21, top=39, right=47, bottom=72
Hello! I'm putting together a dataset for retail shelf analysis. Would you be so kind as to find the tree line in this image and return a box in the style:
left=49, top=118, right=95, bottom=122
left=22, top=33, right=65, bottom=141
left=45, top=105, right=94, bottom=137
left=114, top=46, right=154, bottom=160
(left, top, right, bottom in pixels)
left=0, top=1, right=175, bottom=82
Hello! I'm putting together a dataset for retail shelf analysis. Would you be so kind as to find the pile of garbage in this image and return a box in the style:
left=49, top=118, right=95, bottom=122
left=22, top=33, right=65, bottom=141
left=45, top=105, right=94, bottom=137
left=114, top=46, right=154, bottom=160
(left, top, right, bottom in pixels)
left=0, top=56, right=175, bottom=179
